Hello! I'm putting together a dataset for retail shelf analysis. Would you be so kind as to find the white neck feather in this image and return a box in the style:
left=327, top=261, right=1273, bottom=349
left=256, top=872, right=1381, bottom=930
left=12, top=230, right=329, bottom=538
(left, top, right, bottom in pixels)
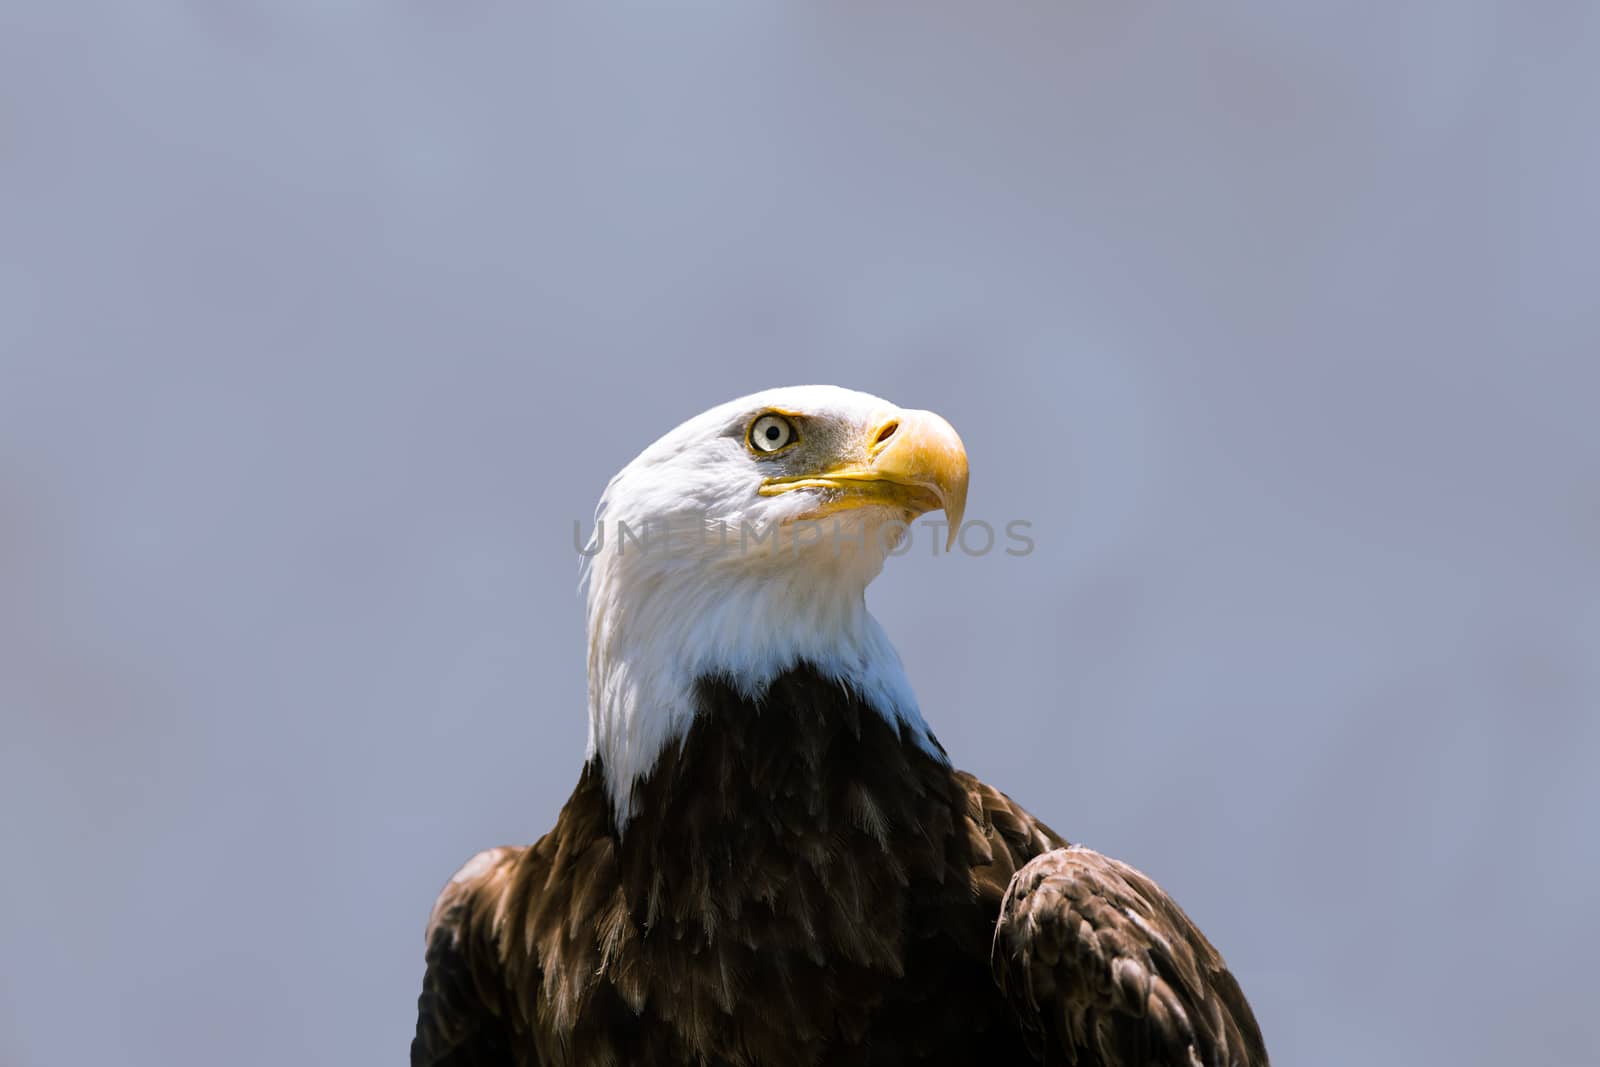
left=583, top=529, right=942, bottom=828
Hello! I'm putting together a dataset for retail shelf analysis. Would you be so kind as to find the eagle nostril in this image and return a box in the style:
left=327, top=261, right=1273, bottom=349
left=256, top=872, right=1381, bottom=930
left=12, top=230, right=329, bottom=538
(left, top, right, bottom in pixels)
left=872, top=420, right=900, bottom=449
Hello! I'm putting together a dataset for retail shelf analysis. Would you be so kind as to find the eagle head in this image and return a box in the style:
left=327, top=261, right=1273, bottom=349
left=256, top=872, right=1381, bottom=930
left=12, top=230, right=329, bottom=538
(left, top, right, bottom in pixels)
left=582, top=385, right=967, bottom=824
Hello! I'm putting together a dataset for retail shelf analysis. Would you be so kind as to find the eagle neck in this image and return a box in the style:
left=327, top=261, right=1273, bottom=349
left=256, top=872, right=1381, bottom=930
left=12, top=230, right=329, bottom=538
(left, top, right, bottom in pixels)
left=584, top=554, right=943, bottom=828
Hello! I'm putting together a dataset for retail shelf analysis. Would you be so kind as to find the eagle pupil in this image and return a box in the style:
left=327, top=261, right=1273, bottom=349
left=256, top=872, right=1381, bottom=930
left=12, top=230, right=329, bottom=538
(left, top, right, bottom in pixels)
left=765, top=426, right=780, bottom=440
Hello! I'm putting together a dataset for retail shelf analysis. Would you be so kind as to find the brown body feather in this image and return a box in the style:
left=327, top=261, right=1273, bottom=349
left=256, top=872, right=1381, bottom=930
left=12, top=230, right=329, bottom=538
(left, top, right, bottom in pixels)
left=412, top=667, right=1265, bottom=1066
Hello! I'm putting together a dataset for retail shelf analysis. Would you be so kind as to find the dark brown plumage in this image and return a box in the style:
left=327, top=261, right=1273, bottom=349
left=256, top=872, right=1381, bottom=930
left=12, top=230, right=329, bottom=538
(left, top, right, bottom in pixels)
left=412, top=666, right=1267, bottom=1066
left=993, top=848, right=1268, bottom=1066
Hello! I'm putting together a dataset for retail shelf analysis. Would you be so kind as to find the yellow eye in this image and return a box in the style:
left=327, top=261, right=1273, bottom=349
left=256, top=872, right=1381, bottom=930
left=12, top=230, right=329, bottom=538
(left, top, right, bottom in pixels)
left=749, top=414, right=796, bottom=453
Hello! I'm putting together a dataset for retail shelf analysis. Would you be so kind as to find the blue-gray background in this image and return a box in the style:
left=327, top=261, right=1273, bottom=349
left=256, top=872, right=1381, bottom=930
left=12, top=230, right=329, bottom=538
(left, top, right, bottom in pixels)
left=4, top=3, right=1597, bottom=1065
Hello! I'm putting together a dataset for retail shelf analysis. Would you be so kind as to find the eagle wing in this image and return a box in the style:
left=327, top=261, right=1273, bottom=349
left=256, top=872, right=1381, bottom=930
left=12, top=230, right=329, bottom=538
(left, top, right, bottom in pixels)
left=991, top=845, right=1268, bottom=1067
left=412, top=847, right=525, bottom=1066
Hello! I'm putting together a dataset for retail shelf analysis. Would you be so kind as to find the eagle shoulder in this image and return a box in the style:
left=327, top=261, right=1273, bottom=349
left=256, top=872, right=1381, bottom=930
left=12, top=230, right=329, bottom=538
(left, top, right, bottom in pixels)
left=991, top=845, right=1268, bottom=1067
left=411, top=775, right=631, bottom=1067
left=412, top=846, right=529, bottom=1066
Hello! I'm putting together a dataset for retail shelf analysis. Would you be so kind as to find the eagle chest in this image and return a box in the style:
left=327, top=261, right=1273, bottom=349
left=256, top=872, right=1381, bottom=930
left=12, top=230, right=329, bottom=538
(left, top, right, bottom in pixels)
left=528, top=771, right=1026, bottom=1063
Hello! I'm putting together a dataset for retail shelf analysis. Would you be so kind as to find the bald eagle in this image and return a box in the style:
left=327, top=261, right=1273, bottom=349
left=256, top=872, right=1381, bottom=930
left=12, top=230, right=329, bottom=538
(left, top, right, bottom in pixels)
left=412, top=386, right=1267, bottom=1066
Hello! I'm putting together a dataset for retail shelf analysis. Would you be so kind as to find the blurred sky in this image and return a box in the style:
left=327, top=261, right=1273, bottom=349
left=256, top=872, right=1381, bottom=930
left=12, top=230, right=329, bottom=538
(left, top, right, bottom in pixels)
left=3, top=2, right=1598, bottom=1065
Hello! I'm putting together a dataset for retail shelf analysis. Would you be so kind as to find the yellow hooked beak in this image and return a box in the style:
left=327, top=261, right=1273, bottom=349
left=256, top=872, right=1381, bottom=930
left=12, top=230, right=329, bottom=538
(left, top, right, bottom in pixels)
left=758, top=409, right=970, bottom=550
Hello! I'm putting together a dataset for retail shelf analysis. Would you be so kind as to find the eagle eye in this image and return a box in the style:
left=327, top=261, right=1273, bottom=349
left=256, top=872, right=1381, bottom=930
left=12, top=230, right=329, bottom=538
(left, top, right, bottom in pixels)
left=748, top=414, right=797, bottom=454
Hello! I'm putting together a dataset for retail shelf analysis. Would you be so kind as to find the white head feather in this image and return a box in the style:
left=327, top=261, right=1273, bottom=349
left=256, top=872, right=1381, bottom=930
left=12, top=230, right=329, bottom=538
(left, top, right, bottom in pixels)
left=582, top=385, right=963, bottom=826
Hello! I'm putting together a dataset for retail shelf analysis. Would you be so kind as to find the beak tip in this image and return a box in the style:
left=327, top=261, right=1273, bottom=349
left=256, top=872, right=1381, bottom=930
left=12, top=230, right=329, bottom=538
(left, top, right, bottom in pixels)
left=901, top=407, right=968, bottom=553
